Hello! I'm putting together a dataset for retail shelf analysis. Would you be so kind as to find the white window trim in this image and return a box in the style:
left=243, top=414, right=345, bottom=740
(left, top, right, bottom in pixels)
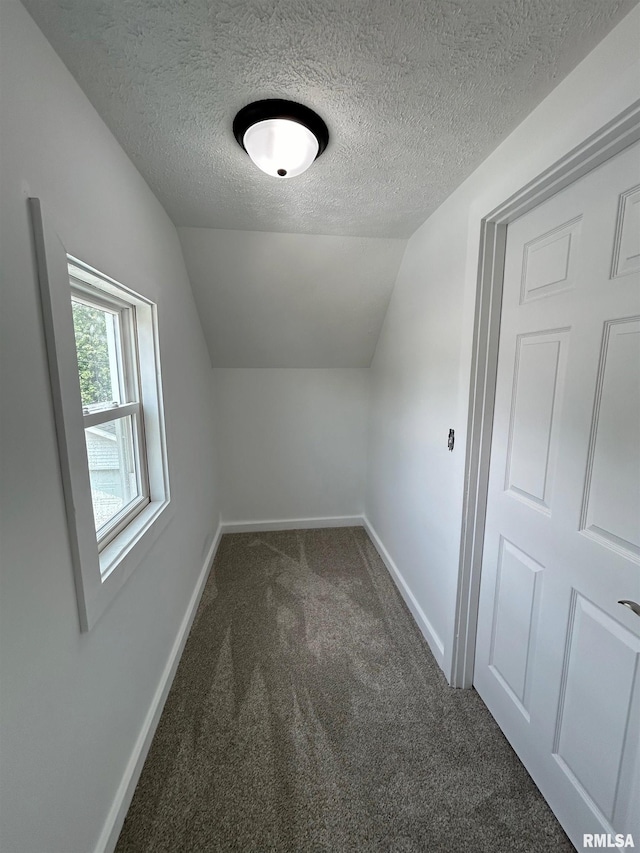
left=30, top=198, right=171, bottom=631
left=70, top=272, right=151, bottom=551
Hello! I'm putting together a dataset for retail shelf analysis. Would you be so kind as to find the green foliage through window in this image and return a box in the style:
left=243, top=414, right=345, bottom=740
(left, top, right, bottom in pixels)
left=72, top=301, right=114, bottom=407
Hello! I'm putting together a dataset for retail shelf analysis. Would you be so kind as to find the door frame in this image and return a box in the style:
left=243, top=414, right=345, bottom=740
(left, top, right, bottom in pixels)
left=450, top=100, right=640, bottom=689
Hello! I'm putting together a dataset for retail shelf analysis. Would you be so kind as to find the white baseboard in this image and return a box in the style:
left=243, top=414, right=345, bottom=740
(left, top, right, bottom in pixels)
left=96, top=522, right=223, bottom=853
left=220, top=515, right=365, bottom=534
left=363, top=517, right=445, bottom=669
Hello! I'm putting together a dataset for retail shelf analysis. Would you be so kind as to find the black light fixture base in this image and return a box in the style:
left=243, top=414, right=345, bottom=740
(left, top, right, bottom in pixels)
left=233, top=99, right=329, bottom=158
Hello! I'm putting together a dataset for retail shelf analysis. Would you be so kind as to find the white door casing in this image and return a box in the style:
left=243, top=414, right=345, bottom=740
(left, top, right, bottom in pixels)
left=473, top=140, right=640, bottom=849
left=453, top=105, right=640, bottom=694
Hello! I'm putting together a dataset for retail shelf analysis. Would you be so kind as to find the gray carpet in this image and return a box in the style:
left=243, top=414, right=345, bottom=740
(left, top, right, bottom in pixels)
left=116, top=527, right=573, bottom=852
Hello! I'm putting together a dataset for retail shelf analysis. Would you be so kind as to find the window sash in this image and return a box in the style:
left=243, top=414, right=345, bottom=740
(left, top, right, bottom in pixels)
left=82, top=400, right=140, bottom=428
left=70, top=287, right=150, bottom=552
left=71, top=280, right=140, bottom=410
left=96, top=485, right=150, bottom=552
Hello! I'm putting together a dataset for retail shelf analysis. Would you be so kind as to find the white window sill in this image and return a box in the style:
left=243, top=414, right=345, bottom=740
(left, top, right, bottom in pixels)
left=101, top=498, right=171, bottom=580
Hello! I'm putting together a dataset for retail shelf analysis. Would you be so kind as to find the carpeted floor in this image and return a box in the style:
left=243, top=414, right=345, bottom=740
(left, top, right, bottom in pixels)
left=115, top=527, right=573, bottom=852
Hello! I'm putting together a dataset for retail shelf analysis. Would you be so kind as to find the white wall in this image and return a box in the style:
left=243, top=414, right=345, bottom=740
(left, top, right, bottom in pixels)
left=215, top=368, right=369, bottom=524
left=0, top=3, right=221, bottom=852
left=365, top=6, right=640, bottom=678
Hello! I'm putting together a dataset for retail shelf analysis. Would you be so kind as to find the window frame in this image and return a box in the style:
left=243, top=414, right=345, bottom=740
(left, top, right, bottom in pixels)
left=70, top=278, right=151, bottom=549
left=30, top=198, right=171, bottom=631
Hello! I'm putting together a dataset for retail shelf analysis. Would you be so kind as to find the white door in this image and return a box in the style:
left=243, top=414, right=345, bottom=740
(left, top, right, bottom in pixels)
left=474, top=140, right=640, bottom=851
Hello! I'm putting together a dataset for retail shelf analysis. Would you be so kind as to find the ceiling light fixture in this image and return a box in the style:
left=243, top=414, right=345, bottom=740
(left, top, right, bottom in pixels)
left=233, top=99, right=329, bottom=179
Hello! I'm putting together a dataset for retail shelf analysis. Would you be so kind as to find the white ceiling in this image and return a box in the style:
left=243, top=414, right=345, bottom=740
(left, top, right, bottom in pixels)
left=20, top=0, right=635, bottom=239
left=19, top=0, right=637, bottom=367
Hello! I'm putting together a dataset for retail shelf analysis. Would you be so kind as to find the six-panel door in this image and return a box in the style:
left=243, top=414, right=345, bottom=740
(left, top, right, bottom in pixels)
left=474, top=141, right=640, bottom=850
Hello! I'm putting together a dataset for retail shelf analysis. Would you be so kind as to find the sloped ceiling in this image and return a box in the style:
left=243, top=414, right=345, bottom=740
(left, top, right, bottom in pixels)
left=178, top=228, right=406, bottom=366
left=20, top=0, right=636, bottom=366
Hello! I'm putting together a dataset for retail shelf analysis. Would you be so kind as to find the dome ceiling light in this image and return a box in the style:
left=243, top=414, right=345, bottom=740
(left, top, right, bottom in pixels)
left=233, top=99, right=329, bottom=179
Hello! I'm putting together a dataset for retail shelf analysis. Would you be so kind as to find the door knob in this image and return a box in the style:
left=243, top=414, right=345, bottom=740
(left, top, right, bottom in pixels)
left=618, top=600, right=640, bottom=617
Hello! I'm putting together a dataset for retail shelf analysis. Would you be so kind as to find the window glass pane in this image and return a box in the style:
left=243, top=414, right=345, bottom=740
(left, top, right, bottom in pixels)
left=85, top=415, right=140, bottom=532
left=71, top=300, right=122, bottom=408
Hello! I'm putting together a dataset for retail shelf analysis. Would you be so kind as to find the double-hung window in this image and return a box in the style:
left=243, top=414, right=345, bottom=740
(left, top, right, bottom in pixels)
left=71, top=276, right=149, bottom=548
left=30, top=199, right=170, bottom=631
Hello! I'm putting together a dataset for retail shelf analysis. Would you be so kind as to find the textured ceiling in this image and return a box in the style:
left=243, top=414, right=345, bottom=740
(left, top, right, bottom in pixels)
left=19, top=0, right=637, bottom=367
left=20, top=0, right=636, bottom=238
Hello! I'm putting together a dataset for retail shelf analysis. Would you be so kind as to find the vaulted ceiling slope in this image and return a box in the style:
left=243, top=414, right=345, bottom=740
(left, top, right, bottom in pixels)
left=178, top=228, right=406, bottom=367
left=20, top=0, right=635, bottom=239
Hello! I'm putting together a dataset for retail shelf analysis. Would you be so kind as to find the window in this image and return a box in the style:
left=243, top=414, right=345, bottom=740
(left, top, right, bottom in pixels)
left=30, top=199, right=170, bottom=631
left=70, top=275, right=149, bottom=548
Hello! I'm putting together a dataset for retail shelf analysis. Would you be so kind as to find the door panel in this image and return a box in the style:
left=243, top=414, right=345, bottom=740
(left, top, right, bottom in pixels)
left=474, top=140, right=640, bottom=851
left=521, top=215, right=582, bottom=302
left=488, top=537, right=544, bottom=718
left=611, top=186, right=640, bottom=278
left=553, top=593, right=640, bottom=826
left=580, top=318, right=640, bottom=559
left=505, top=329, right=569, bottom=510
